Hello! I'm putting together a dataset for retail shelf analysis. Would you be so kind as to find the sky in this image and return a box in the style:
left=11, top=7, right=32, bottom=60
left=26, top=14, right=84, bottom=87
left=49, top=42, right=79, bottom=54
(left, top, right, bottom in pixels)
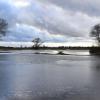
left=0, top=0, right=100, bottom=42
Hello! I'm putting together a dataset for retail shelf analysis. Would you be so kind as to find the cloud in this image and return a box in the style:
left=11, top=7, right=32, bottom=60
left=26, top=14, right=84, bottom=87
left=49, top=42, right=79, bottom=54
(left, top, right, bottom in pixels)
left=24, top=1, right=100, bottom=37
left=0, top=0, right=100, bottom=42
left=42, top=0, right=100, bottom=16
left=11, top=0, right=30, bottom=8
left=3, top=23, right=66, bottom=42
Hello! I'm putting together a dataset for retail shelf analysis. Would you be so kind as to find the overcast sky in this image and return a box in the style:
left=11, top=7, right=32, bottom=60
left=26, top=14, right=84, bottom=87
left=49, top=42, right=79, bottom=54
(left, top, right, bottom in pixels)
left=1, top=0, right=100, bottom=42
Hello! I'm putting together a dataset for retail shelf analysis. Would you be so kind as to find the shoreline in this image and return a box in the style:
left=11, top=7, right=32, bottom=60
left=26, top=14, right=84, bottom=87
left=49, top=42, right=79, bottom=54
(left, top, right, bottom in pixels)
left=0, top=49, right=90, bottom=56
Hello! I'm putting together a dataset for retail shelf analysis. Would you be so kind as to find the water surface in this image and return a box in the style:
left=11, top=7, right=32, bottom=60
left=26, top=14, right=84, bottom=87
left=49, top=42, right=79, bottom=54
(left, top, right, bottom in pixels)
left=0, top=50, right=100, bottom=100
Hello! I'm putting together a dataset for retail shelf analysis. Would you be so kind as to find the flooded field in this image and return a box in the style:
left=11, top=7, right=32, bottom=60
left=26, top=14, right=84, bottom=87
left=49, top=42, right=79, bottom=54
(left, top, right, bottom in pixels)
left=0, top=50, right=100, bottom=100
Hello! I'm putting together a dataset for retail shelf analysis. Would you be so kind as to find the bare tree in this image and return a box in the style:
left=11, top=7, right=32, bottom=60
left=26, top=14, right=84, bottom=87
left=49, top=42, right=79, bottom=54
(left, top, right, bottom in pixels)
left=0, top=18, right=8, bottom=37
left=90, top=24, right=100, bottom=46
left=32, top=38, right=43, bottom=49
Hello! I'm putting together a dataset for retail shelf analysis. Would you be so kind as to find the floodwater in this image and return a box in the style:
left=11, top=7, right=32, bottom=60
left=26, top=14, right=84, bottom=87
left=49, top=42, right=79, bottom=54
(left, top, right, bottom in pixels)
left=0, top=50, right=100, bottom=100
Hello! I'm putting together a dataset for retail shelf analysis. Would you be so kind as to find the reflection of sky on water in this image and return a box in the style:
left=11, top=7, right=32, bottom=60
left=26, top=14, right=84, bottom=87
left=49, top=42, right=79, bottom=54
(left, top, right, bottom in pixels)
left=0, top=52, right=100, bottom=99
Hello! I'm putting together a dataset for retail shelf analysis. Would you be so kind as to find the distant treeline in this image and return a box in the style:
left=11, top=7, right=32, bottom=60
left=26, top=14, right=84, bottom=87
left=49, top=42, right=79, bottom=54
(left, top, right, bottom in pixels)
left=32, top=46, right=91, bottom=50
left=0, top=46, right=94, bottom=50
